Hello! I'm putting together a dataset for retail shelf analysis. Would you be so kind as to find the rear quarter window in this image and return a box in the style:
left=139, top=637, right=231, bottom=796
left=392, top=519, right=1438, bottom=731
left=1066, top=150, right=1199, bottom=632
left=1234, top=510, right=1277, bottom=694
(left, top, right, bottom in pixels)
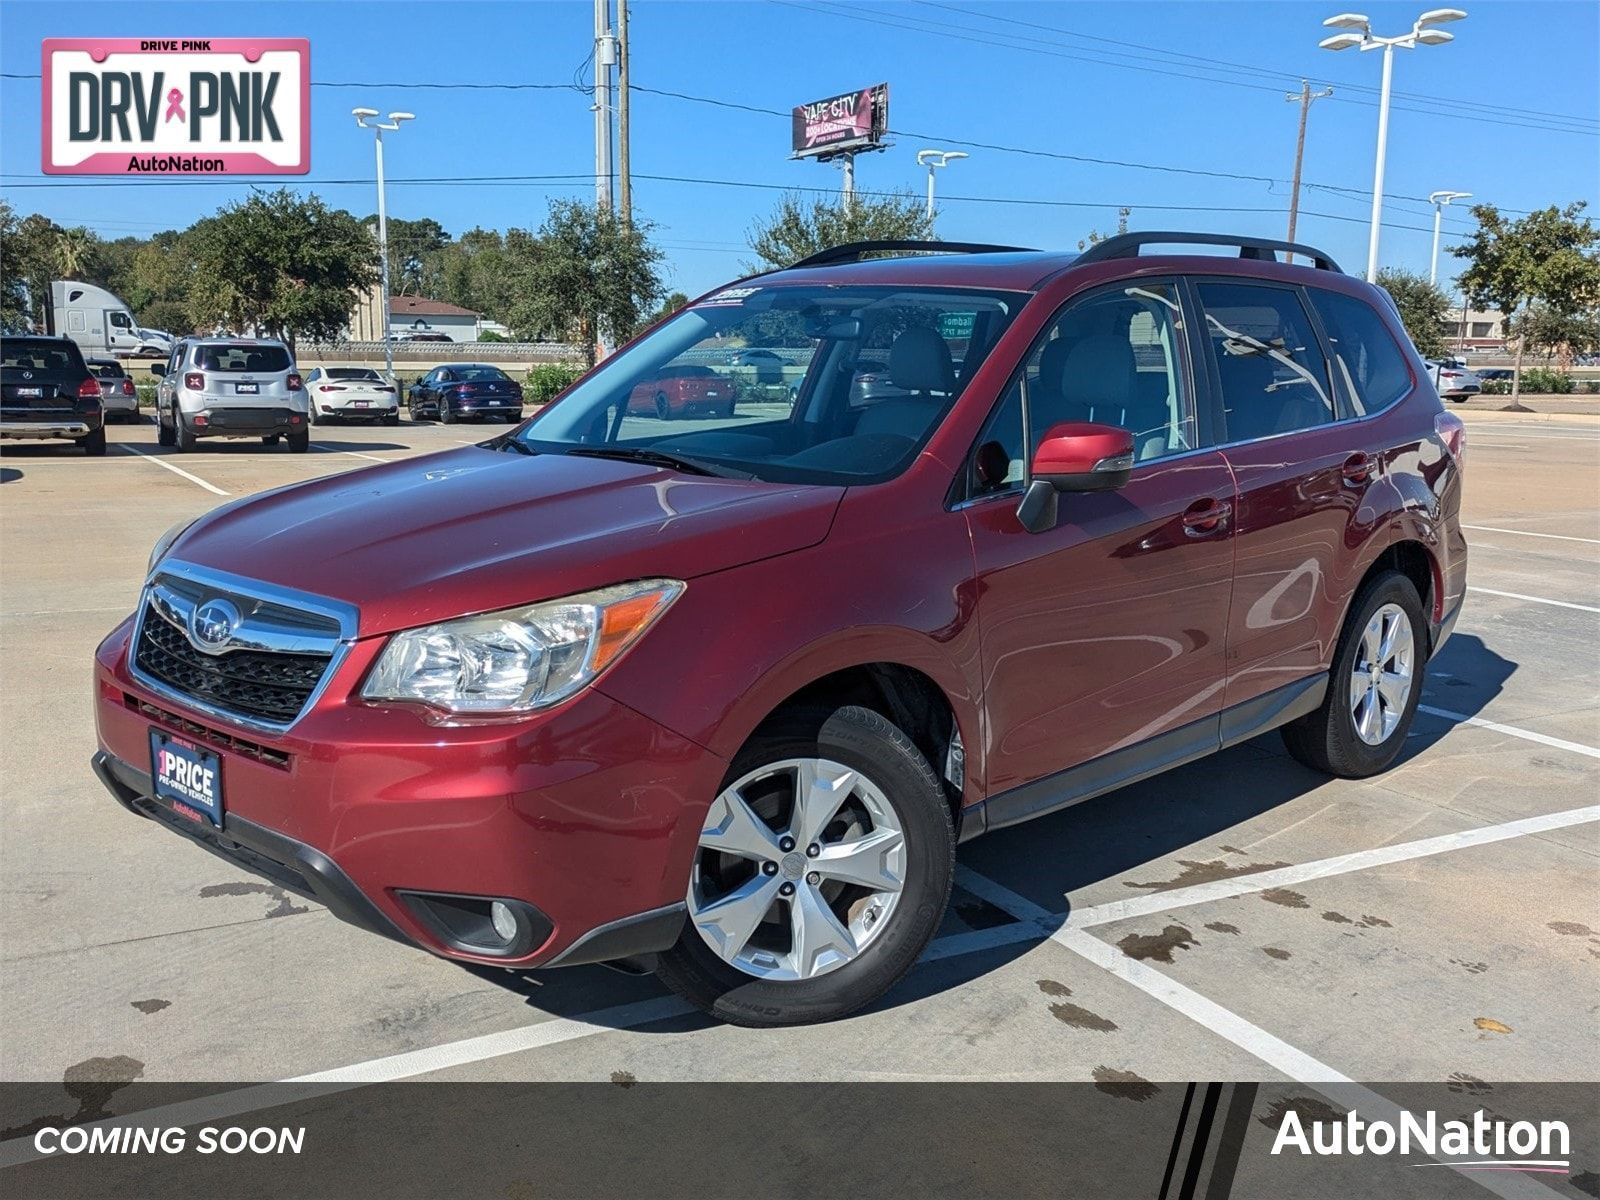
left=1308, top=289, right=1414, bottom=416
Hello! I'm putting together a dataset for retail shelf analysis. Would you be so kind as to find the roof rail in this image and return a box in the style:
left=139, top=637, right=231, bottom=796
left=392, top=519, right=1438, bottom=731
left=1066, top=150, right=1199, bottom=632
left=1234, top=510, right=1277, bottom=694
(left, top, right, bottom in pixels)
left=787, top=240, right=1038, bottom=270
left=1074, top=231, right=1343, bottom=274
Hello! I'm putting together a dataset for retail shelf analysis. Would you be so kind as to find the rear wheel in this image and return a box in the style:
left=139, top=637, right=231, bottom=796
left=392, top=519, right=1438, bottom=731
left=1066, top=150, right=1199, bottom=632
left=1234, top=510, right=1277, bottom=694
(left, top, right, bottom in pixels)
left=175, top=422, right=197, bottom=453
left=286, top=430, right=310, bottom=453
left=654, top=705, right=954, bottom=1027
left=655, top=392, right=671, bottom=420
left=261, top=434, right=282, bottom=445
left=384, top=412, right=400, bottom=426
left=1282, top=570, right=1426, bottom=778
left=156, top=406, right=176, bottom=447
left=81, top=426, right=107, bottom=456
left=440, top=403, right=455, bottom=424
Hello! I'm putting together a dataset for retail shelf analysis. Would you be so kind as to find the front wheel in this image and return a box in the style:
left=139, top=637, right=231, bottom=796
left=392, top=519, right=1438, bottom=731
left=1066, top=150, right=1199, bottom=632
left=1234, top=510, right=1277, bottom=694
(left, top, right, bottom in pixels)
left=1282, top=570, right=1426, bottom=777
left=654, top=705, right=954, bottom=1027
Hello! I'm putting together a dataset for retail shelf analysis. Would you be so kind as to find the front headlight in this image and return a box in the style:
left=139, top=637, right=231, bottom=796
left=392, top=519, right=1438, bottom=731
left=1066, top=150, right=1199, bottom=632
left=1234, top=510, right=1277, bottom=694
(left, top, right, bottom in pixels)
left=362, top=579, right=684, bottom=715
left=147, top=518, right=197, bottom=575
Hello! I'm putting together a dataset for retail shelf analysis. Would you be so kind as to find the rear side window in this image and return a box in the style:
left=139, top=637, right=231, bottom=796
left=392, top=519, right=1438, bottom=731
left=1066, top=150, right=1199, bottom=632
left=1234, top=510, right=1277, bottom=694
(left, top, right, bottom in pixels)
left=1308, top=288, right=1413, bottom=416
left=195, top=345, right=292, bottom=373
left=1196, top=282, right=1335, bottom=442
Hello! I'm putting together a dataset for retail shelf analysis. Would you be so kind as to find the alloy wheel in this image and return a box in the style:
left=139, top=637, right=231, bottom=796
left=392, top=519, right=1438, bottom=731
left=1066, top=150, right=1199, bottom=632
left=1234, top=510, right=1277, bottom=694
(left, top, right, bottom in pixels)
left=687, top=758, right=906, bottom=981
left=1350, top=602, right=1414, bottom=745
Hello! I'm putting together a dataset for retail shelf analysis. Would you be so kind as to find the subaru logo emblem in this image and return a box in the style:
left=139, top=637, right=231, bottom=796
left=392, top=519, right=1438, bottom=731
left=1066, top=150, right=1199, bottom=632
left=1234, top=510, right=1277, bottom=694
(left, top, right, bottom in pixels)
left=190, top=598, right=242, bottom=652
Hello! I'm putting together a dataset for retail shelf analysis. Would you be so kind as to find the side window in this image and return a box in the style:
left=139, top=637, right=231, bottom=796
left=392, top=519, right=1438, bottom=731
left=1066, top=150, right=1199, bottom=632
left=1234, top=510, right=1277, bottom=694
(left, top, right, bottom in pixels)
left=968, top=281, right=1193, bottom=499
left=109, top=311, right=134, bottom=330
left=1196, top=282, right=1334, bottom=441
left=167, top=343, right=184, bottom=376
left=1307, top=288, right=1413, bottom=416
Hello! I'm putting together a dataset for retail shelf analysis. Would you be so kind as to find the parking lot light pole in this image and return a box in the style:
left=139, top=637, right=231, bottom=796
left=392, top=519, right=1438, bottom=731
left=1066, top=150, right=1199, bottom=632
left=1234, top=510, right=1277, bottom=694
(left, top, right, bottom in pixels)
left=1428, top=189, right=1472, bottom=285
left=353, top=108, right=415, bottom=382
left=916, top=150, right=969, bottom=231
left=1320, top=9, right=1466, bottom=282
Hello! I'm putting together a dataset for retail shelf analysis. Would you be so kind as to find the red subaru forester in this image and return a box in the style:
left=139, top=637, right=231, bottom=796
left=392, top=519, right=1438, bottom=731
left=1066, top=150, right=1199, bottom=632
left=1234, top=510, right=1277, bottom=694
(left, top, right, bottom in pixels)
left=93, top=234, right=1467, bottom=1027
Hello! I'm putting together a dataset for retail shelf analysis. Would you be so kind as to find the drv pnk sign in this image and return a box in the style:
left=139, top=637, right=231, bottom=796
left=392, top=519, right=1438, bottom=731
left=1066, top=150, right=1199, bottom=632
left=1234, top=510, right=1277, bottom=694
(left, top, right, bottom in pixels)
left=42, top=38, right=309, bottom=175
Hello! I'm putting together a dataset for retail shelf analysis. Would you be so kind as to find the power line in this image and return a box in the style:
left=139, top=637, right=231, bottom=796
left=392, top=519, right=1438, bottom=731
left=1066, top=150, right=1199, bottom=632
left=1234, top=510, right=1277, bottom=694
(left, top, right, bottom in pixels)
left=779, top=0, right=1597, bottom=137
left=914, top=0, right=1598, bottom=130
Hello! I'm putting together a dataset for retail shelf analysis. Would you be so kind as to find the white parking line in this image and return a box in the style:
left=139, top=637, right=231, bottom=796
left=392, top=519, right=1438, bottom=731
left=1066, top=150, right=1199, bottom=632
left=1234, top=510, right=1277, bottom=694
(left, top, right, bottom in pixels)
left=116, top=444, right=229, bottom=496
left=312, top=443, right=391, bottom=464
left=1417, top=706, right=1600, bottom=760
left=1030, top=804, right=1600, bottom=931
left=1465, top=586, right=1600, bottom=613
left=1462, top=524, right=1600, bottom=545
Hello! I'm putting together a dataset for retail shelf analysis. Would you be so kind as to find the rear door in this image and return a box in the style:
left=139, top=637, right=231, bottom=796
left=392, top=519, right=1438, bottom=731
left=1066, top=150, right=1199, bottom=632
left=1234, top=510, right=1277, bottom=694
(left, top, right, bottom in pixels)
left=964, top=278, right=1238, bottom=800
left=1193, top=279, right=1363, bottom=715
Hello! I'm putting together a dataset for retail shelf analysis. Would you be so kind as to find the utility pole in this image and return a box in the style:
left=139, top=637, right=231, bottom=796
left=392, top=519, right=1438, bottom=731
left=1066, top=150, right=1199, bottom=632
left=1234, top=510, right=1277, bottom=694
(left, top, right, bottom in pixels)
left=617, top=0, right=631, bottom=227
left=593, top=0, right=615, bottom=212
left=1284, top=80, right=1333, bottom=258
left=839, top=153, right=855, bottom=215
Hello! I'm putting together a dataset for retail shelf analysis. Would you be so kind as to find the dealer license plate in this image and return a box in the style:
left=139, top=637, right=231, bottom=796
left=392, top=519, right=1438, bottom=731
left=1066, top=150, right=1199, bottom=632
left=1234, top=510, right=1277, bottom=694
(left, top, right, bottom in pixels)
left=149, top=730, right=224, bottom=826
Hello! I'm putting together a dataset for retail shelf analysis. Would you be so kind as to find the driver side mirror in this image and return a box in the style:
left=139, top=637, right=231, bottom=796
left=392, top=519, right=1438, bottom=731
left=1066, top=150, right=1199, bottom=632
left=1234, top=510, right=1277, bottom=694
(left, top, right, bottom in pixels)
left=149, top=364, right=166, bottom=377
left=1016, top=422, right=1135, bottom=534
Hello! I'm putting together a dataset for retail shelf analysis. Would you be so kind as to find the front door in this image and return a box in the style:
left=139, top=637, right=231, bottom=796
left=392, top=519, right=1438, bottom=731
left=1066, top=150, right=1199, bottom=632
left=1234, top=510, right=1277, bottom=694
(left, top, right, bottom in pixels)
left=964, top=278, right=1237, bottom=799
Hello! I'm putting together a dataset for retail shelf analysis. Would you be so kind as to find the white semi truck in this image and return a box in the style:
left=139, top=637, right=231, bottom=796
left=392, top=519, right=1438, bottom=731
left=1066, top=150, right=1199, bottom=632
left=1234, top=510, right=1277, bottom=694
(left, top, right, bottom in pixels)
left=46, top=281, right=172, bottom=359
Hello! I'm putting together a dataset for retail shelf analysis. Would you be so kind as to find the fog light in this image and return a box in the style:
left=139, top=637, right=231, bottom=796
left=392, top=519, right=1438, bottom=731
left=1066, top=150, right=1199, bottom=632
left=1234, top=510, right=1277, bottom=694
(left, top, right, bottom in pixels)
left=490, top=901, right=519, bottom=943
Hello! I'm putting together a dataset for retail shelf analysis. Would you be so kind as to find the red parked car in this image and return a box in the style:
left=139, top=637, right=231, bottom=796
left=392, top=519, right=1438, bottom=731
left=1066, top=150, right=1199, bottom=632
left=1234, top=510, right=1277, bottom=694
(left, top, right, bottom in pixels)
left=627, top=363, right=737, bottom=419
left=93, top=233, right=1467, bottom=1026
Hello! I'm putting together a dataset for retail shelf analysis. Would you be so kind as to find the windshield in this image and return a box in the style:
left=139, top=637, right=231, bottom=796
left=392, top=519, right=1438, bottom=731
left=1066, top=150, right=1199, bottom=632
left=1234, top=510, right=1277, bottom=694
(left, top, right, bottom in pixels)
left=516, top=283, right=1023, bottom=485
left=196, top=345, right=292, bottom=373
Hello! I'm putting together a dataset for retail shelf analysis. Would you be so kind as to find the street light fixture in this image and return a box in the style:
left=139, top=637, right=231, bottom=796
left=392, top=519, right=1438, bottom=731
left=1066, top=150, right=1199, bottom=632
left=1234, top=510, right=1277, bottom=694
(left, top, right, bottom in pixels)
left=916, top=149, right=969, bottom=229
left=1320, top=8, right=1466, bottom=282
left=352, top=108, right=416, bottom=382
left=1427, top=189, right=1472, bottom=285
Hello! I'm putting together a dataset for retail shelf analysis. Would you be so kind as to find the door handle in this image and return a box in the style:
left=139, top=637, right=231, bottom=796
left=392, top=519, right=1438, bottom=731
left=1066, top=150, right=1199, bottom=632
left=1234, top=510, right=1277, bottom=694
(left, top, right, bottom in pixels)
left=1342, top=452, right=1375, bottom=486
left=1182, top=497, right=1232, bottom=537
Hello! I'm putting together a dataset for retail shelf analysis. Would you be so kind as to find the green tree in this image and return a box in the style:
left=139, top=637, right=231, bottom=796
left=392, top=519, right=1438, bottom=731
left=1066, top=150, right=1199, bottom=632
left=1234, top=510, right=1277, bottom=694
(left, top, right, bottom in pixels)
left=372, top=215, right=451, bottom=296
left=184, top=189, right=378, bottom=353
left=53, top=226, right=97, bottom=279
left=505, top=199, right=664, bottom=367
left=745, top=191, right=934, bottom=270
left=1508, top=302, right=1600, bottom=366
left=651, top=291, right=690, bottom=323
left=1375, top=267, right=1453, bottom=359
left=0, top=204, right=65, bottom=329
left=1453, top=202, right=1600, bottom=402
left=0, top=201, right=33, bottom=329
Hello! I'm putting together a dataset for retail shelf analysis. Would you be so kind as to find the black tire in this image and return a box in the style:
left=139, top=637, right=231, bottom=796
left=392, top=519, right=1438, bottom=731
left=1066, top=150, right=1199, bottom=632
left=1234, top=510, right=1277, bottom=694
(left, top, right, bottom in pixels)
left=654, top=704, right=955, bottom=1028
left=308, top=405, right=320, bottom=425
left=655, top=392, right=671, bottom=420
left=286, top=430, right=310, bottom=453
left=1281, top=569, right=1427, bottom=778
left=384, top=412, right=400, bottom=426
left=81, top=426, right=107, bottom=456
left=157, top=407, right=176, bottom=447
left=175, top=422, right=197, bottom=453
left=440, top=403, right=455, bottom=424
left=261, top=434, right=282, bottom=445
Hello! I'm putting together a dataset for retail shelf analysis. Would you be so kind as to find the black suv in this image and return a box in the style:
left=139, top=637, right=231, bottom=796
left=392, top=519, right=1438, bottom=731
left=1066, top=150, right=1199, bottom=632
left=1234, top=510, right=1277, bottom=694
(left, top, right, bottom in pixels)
left=1, top=335, right=107, bottom=455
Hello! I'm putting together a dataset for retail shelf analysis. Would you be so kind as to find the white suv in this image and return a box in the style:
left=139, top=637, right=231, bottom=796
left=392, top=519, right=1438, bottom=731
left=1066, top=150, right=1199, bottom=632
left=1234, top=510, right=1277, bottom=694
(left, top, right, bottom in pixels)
left=151, top=338, right=311, bottom=452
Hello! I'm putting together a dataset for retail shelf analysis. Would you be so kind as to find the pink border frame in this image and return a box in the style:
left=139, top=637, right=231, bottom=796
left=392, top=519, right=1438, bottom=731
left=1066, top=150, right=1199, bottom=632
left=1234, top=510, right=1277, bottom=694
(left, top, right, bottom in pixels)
left=42, top=37, right=310, bottom=175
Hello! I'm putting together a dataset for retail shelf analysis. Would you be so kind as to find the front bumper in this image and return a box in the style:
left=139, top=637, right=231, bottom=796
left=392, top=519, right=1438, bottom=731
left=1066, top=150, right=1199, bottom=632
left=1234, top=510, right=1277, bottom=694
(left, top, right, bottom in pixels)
left=93, top=618, right=718, bottom=967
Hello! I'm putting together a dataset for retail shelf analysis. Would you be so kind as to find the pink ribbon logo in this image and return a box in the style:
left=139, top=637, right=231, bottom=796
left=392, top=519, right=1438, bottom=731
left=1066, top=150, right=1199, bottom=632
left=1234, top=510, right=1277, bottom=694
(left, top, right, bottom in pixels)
left=164, top=87, right=185, bottom=123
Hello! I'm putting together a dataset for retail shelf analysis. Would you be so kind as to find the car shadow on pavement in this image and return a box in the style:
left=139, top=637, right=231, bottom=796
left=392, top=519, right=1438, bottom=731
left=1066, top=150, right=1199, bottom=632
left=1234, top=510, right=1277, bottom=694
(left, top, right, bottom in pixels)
left=462, top=634, right=1518, bottom=1028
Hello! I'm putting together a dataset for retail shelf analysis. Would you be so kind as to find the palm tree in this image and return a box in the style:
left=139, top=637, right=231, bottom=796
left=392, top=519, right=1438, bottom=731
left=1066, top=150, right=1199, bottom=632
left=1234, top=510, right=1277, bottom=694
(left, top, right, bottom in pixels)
left=54, top=226, right=94, bottom=279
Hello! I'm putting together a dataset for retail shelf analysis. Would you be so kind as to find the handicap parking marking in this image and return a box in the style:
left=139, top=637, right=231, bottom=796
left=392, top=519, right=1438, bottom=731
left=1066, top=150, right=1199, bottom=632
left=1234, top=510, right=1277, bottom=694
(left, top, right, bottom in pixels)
left=116, top=444, right=229, bottom=496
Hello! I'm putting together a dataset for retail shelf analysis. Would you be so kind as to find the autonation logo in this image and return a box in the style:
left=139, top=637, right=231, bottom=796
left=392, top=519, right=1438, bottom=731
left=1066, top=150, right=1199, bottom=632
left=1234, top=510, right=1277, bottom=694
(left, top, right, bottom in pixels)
left=1272, top=1107, right=1571, bottom=1175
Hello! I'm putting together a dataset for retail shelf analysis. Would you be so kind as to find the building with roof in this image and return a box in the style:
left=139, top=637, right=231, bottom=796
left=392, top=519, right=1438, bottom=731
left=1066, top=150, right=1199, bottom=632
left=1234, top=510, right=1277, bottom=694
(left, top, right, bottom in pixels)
left=348, top=284, right=484, bottom=343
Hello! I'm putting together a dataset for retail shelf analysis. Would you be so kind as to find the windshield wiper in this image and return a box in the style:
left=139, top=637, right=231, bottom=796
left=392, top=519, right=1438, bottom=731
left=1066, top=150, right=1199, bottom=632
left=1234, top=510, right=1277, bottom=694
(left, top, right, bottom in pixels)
left=565, top=445, right=751, bottom=478
left=490, top=435, right=537, bottom=455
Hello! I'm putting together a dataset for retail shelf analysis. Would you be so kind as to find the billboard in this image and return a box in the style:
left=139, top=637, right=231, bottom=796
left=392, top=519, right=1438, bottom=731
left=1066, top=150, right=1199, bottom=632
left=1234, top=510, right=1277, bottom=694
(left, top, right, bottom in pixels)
left=42, top=38, right=310, bottom=175
left=791, top=84, right=889, bottom=159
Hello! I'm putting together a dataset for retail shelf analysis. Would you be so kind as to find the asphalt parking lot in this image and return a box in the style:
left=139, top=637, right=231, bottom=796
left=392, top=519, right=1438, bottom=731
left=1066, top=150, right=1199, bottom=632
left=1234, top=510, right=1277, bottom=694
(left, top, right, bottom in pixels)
left=1, top=412, right=1595, bottom=1139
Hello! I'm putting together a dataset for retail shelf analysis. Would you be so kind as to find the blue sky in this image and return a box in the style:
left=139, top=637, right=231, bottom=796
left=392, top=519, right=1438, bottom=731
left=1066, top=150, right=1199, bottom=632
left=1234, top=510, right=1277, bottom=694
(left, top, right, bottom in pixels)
left=3, top=0, right=1596, bottom=300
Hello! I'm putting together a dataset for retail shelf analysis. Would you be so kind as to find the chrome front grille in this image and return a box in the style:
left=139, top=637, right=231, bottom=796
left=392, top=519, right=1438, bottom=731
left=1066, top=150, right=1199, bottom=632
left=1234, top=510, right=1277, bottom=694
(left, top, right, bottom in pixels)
left=129, top=562, right=357, bottom=732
